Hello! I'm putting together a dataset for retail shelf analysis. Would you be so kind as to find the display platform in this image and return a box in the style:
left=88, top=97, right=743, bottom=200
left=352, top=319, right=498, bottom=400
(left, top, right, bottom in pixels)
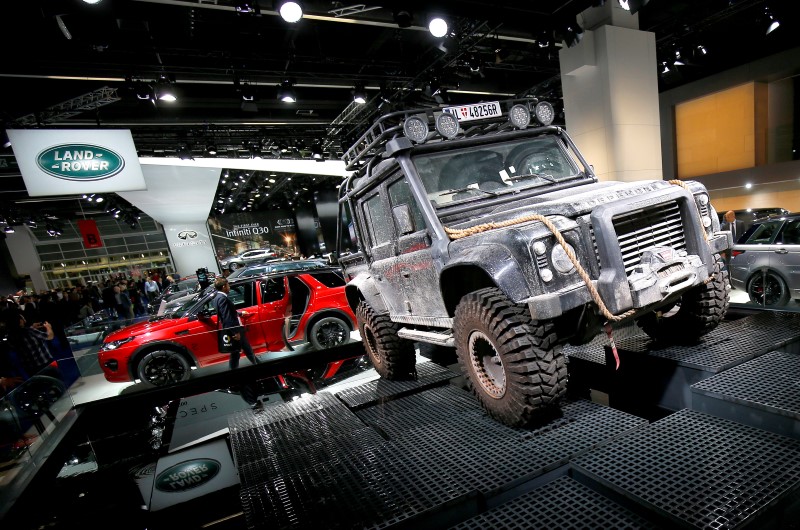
left=567, top=312, right=800, bottom=412
left=691, top=350, right=800, bottom=439
left=223, top=309, right=800, bottom=529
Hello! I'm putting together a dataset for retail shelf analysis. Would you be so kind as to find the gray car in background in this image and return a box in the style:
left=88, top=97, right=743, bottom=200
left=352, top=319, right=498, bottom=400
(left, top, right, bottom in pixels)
left=729, top=213, right=800, bottom=307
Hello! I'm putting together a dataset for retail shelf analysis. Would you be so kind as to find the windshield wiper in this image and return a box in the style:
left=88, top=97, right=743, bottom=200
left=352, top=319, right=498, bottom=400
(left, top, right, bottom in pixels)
left=438, top=187, right=498, bottom=198
left=507, top=172, right=557, bottom=183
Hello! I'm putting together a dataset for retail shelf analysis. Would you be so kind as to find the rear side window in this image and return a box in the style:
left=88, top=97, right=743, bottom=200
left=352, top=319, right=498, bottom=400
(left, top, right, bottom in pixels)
left=743, top=220, right=783, bottom=244
left=261, top=277, right=286, bottom=303
left=228, top=282, right=255, bottom=308
left=309, top=271, right=346, bottom=288
left=778, top=219, right=800, bottom=245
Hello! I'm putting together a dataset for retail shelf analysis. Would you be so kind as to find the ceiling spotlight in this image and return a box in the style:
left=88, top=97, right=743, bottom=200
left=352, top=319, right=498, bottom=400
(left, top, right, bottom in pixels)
left=278, top=1, right=303, bottom=23
left=537, top=29, right=552, bottom=49
left=353, top=83, right=367, bottom=104
left=393, top=10, right=412, bottom=28
left=618, top=0, right=630, bottom=10
left=134, top=81, right=153, bottom=101
left=428, top=17, right=448, bottom=38
left=311, top=143, right=324, bottom=161
left=765, top=7, right=780, bottom=35
left=673, top=48, right=684, bottom=66
left=206, top=143, right=218, bottom=156
left=241, top=83, right=256, bottom=101
left=278, top=80, right=297, bottom=103
left=4, top=226, right=14, bottom=234
left=155, top=75, right=177, bottom=102
left=236, top=1, right=261, bottom=15
left=1, top=130, right=11, bottom=149
left=83, top=0, right=103, bottom=4
left=95, top=196, right=104, bottom=203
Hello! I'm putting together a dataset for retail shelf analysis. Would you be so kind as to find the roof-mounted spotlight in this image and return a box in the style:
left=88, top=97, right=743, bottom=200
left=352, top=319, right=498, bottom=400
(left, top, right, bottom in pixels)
left=278, top=1, right=303, bottom=23
left=534, top=101, right=555, bottom=126
left=278, top=80, right=297, bottom=103
left=508, top=104, right=531, bottom=129
left=353, top=83, right=367, bottom=104
left=435, top=113, right=459, bottom=139
left=403, top=115, right=429, bottom=144
left=428, top=17, right=448, bottom=38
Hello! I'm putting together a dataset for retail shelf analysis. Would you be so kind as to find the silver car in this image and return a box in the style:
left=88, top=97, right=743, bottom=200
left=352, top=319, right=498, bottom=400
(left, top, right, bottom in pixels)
left=729, top=214, right=800, bottom=307
left=219, top=248, right=277, bottom=271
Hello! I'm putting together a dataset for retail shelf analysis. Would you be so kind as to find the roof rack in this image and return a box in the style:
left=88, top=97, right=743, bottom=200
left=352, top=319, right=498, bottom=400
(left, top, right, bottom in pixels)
left=342, top=97, right=541, bottom=171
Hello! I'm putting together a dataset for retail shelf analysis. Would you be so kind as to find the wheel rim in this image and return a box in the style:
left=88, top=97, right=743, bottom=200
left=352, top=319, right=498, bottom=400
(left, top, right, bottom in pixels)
left=229, top=262, right=239, bottom=270
left=467, top=330, right=505, bottom=399
left=314, top=319, right=347, bottom=349
left=141, top=352, right=187, bottom=385
left=750, top=273, right=783, bottom=306
left=362, top=324, right=381, bottom=365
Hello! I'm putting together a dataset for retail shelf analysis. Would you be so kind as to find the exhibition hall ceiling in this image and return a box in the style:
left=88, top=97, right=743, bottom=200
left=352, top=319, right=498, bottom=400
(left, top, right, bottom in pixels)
left=0, top=0, right=796, bottom=222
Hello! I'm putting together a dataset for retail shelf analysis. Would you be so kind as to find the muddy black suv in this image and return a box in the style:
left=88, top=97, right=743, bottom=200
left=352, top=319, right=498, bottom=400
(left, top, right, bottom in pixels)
left=335, top=99, right=731, bottom=427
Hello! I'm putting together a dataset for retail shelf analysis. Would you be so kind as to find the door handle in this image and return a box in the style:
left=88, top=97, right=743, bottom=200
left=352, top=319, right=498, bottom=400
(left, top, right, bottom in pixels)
left=774, top=249, right=789, bottom=254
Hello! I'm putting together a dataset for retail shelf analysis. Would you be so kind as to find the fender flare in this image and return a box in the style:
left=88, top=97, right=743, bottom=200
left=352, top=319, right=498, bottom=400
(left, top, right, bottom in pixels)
left=344, top=273, right=388, bottom=314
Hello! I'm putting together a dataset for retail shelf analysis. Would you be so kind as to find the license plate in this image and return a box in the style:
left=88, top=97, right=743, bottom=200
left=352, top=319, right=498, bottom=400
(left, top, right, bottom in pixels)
left=443, top=101, right=502, bottom=123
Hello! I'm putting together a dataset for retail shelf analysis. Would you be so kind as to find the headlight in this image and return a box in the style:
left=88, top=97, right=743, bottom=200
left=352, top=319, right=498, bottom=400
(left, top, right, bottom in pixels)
left=551, top=243, right=576, bottom=274
left=101, top=336, right=134, bottom=351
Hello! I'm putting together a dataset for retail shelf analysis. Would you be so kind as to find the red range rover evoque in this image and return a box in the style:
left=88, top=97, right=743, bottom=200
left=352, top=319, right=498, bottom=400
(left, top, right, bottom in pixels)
left=98, top=269, right=356, bottom=386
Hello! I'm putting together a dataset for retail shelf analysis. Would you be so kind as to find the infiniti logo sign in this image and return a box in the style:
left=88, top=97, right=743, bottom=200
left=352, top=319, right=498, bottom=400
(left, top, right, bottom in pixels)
left=178, top=230, right=198, bottom=240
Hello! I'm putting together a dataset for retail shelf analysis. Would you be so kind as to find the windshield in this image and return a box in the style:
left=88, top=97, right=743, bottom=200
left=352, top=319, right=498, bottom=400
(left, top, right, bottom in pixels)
left=413, top=135, right=583, bottom=206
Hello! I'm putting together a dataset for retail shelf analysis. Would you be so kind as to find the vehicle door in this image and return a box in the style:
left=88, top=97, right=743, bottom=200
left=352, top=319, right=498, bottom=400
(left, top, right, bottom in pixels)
left=241, top=250, right=265, bottom=265
left=732, top=219, right=783, bottom=298
left=360, top=189, right=407, bottom=316
left=774, top=217, right=800, bottom=299
left=257, top=276, right=291, bottom=350
left=386, top=175, right=448, bottom=319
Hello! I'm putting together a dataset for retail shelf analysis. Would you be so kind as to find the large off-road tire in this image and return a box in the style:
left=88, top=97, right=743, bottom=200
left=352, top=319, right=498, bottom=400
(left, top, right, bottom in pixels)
left=137, top=349, right=191, bottom=386
left=638, top=254, right=730, bottom=342
left=356, top=301, right=415, bottom=380
left=747, top=270, right=790, bottom=307
left=453, top=287, right=567, bottom=427
left=308, top=315, right=350, bottom=350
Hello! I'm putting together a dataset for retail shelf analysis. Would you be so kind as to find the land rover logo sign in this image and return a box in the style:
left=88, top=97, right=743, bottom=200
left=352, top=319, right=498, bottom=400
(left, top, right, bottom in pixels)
left=155, top=459, right=221, bottom=492
left=36, top=144, right=125, bottom=181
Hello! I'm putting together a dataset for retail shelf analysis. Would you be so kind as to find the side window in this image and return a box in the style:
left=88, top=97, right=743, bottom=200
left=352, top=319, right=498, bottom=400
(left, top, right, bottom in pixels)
left=388, top=178, right=426, bottom=233
left=228, top=282, right=254, bottom=308
left=362, top=193, right=393, bottom=247
left=261, top=277, right=286, bottom=303
left=778, top=219, right=800, bottom=245
left=744, top=220, right=783, bottom=244
left=309, top=271, right=346, bottom=288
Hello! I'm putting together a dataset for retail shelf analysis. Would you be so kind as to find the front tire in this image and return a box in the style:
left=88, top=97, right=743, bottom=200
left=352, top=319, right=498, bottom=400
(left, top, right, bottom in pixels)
left=308, top=315, right=350, bottom=350
left=137, top=349, right=191, bottom=386
left=453, top=287, right=567, bottom=427
left=356, top=301, right=415, bottom=379
left=638, top=254, right=730, bottom=341
left=747, top=270, right=790, bottom=307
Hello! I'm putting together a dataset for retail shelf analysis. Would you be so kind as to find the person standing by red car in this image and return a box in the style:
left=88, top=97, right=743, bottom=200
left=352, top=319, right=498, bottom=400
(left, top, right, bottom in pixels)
left=212, top=277, right=260, bottom=369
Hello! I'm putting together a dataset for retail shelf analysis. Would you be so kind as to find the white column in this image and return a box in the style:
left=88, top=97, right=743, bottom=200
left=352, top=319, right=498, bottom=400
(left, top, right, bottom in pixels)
left=4, top=226, right=48, bottom=292
left=559, top=10, right=662, bottom=182
left=162, top=223, right=220, bottom=277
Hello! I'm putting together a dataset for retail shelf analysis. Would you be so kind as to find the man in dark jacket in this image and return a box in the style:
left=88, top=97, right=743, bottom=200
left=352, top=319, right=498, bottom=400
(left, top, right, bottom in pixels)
left=211, top=278, right=259, bottom=369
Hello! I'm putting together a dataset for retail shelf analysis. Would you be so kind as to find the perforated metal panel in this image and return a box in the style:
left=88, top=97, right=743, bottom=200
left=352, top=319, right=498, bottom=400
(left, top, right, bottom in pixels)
left=335, top=361, right=457, bottom=409
left=450, top=476, right=655, bottom=529
left=229, top=391, right=348, bottom=434
left=564, top=322, right=644, bottom=365
left=573, top=409, right=800, bottom=529
left=615, top=312, right=800, bottom=372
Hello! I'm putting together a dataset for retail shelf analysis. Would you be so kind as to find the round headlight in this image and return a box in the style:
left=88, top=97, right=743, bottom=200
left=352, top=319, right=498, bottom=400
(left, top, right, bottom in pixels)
left=702, top=215, right=712, bottom=228
left=534, top=101, right=555, bottom=126
left=540, top=268, right=554, bottom=282
left=533, top=241, right=547, bottom=256
left=508, top=104, right=531, bottom=129
left=435, top=113, right=460, bottom=139
left=551, top=243, right=576, bottom=274
left=403, top=116, right=429, bottom=143
left=697, top=194, right=709, bottom=205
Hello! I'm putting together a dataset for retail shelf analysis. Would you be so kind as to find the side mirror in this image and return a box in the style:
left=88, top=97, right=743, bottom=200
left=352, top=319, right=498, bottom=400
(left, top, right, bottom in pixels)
left=327, top=252, right=338, bottom=265
left=392, top=204, right=415, bottom=236
left=197, top=309, right=212, bottom=320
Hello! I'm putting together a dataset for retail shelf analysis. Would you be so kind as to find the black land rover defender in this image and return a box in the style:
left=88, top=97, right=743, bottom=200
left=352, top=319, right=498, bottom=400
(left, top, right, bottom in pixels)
left=335, top=99, right=731, bottom=427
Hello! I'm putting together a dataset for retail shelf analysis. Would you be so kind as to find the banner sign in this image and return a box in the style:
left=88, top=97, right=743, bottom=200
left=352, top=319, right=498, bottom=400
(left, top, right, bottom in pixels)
left=77, top=219, right=103, bottom=248
left=7, top=129, right=147, bottom=196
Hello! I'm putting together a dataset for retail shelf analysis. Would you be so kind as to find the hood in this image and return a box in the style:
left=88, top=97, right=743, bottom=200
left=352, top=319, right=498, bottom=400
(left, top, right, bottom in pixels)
left=446, top=179, right=681, bottom=231
left=104, top=316, right=187, bottom=342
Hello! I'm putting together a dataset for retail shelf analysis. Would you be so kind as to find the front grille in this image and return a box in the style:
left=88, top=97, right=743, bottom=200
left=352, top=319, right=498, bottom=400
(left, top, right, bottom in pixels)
left=612, top=201, right=686, bottom=274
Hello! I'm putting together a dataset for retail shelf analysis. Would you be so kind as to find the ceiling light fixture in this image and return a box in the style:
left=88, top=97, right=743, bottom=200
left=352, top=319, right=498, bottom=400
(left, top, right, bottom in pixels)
left=206, top=143, right=218, bottom=156
left=155, top=74, right=177, bottom=102
left=278, top=1, right=303, bottom=23
left=353, top=83, right=367, bottom=104
left=765, top=7, right=780, bottom=35
left=278, top=80, right=297, bottom=103
left=2, top=130, right=11, bottom=149
left=311, top=143, right=325, bottom=161
left=428, top=17, right=448, bottom=38
left=236, top=1, right=261, bottom=15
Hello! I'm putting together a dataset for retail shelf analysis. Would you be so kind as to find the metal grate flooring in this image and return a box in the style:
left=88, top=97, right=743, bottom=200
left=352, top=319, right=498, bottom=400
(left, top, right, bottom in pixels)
left=450, top=475, right=655, bottom=530
left=692, top=350, right=800, bottom=417
left=564, top=322, right=643, bottom=365
left=335, top=361, right=457, bottom=409
left=573, top=409, right=800, bottom=529
left=614, top=312, right=800, bottom=372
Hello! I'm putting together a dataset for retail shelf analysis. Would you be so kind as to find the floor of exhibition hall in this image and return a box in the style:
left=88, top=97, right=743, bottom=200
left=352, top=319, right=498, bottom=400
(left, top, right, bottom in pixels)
left=3, top=293, right=800, bottom=529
